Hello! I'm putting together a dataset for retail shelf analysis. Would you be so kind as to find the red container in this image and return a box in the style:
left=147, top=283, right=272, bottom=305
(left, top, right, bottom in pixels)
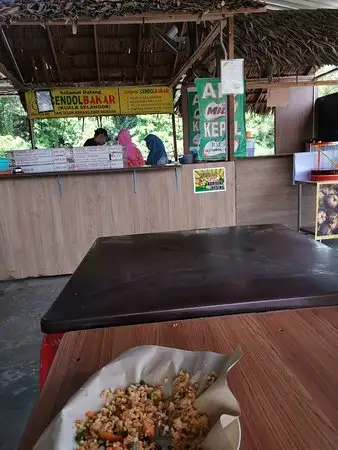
left=40, top=333, right=64, bottom=390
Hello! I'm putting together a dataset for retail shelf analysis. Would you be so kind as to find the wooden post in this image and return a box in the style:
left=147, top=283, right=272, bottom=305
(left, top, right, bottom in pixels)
left=93, top=25, right=101, bottom=84
left=181, top=84, right=189, bottom=154
left=227, top=16, right=235, bottom=162
left=215, top=45, right=221, bottom=78
left=172, top=114, right=178, bottom=161
left=28, top=119, right=36, bottom=149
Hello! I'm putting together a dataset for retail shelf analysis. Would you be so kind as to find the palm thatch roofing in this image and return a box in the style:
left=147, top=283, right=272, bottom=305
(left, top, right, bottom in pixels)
left=0, top=0, right=264, bottom=23
left=237, top=9, right=338, bottom=79
left=0, top=6, right=337, bottom=112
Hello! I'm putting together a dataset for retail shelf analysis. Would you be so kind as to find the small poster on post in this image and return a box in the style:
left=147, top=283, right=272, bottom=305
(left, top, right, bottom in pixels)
left=193, top=167, right=226, bottom=194
left=315, top=182, right=338, bottom=239
left=220, top=59, right=244, bottom=95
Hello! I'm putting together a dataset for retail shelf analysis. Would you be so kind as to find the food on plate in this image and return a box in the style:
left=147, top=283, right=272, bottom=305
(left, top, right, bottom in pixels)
left=75, top=370, right=218, bottom=450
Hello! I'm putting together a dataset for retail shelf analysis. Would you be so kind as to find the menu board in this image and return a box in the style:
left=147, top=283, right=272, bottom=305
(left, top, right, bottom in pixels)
left=25, top=86, right=173, bottom=119
left=119, top=86, right=173, bottom=115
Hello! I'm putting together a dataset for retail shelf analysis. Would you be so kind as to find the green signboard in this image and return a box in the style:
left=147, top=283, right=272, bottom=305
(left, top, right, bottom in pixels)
left=188, top=78, right=246, bottom=160
left=234, top=93, right=246, bottom=158
left=195, top=78, right=227, bottom=161
left=187, top=87, right=200, bottom=153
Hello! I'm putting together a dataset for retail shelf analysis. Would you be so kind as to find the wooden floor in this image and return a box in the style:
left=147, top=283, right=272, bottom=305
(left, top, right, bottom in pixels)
left=20, top=307, right=338, bottom=450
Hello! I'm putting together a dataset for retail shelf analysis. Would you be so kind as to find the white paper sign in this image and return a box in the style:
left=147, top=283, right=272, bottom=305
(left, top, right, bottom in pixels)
left=267, top=88, right=289, bottom=107
left=221, top=59, right=244, bottom=95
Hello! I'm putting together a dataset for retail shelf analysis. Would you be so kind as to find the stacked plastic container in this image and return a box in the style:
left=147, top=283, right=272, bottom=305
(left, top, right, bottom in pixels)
left=7, top=145, right=128, bottom=173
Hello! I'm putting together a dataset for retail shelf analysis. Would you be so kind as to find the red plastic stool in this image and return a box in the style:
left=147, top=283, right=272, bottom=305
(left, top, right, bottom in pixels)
left=40, top=333, right=64, bottom=391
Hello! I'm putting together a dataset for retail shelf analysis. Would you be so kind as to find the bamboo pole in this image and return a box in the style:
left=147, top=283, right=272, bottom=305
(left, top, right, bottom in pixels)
left=136, top=23, right=143, bottom=83
left=93, top=25, right=101, bottom=84
left=46, top=26, right=62, bottom=82
left=170, top=23, right=223, bottom=87
left=1, top=27, right=25, bottom=86
left=171, top=23, right=188, bottom=78
left=0, top=62, right=24, bottom=90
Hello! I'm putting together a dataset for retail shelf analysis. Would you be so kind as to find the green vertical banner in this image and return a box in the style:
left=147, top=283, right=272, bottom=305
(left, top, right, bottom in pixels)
left=193, top=78, right=246, bottom=160
left=234, top=93, right=246, bottom=158
left=195, top=78, right=227, bottom=160
left=187, top=87, right=200, bottom=153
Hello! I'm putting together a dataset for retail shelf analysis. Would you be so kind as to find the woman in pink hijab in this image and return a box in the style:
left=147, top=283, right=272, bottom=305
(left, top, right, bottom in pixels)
left=118, top=129, right=145, bottom=167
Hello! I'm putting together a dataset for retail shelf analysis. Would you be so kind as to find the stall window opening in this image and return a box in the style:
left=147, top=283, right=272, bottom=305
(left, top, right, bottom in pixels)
left=245, top=110, right=275, bottom=157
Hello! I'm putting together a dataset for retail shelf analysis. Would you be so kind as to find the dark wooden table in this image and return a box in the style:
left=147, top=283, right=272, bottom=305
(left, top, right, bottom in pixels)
left=20, top=307, right=338, bottom=450
left=42, top=224, right=338, bottom=333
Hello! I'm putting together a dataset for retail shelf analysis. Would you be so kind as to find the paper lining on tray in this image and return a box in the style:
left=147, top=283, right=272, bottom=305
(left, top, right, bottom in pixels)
left=33, top=345, right=242, bottom=450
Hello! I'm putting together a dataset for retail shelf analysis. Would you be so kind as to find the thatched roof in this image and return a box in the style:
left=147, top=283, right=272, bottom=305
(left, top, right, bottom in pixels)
left=1, top=8, right=337, bottom=112
left=236, top=9, right=338, bottom=112
left=0, top=0, right=264, bottom=23
left=236, top=9, right=338, bottom=79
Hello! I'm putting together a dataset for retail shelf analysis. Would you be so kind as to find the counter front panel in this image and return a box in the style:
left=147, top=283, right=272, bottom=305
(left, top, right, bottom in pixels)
left=0, top=163, right=235, bottom=279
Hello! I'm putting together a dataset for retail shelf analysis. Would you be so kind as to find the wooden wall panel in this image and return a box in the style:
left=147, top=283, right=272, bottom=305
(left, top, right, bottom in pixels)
left=275, top=87, right=315, bottom=154
left=0, top=162, right=235, bottom=280
left=236, top=156, right=315, bottom=229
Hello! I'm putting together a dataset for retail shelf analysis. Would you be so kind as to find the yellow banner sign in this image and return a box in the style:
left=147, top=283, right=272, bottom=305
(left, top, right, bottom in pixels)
left=25, top=86, right=173, bottom=119
left=119, top=86, right=173, bottom=115
left=25, top=88, right=120, bottom=119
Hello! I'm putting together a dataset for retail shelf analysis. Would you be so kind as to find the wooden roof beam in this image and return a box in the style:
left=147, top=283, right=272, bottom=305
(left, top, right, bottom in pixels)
left=171, top=23, right=188, bottom=78
left=8, top=8, right=266, bottom=26
left=93, top=25, right=101, bottom=84
left=0, top=27, right=25, bottom=87
left=315, top=67, right=338, bottom=80
left=247, top=79, right=338, bottom=89
left=0, top=62, right=24, bottom=90
left=170, top=22, right=223, bottom=87
left=46, top=26, right=62, bottom=82
left=136, top=23, right=144, bottom=84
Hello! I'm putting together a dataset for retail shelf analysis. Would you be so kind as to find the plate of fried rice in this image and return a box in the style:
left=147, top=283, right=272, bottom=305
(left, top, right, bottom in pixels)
left=33, top=346, right=242, bottom=450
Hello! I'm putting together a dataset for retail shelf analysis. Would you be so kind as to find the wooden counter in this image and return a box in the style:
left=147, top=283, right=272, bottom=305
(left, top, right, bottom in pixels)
left=0, top=162, right=235, bottom=279
left=0, top=165, right=179, bottom=179
left=0, top=156, right=317, bottom=281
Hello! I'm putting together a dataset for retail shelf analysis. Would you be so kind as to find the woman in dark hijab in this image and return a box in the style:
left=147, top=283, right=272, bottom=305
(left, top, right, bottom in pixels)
left=145, top=134, right=168, bottom=165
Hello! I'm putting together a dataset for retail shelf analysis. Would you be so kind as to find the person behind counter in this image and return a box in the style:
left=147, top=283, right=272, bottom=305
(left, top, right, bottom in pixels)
left=145, top=134, right=168, bottom=166
left=117, top=129, right=145, bottom=167
left=84, top=128, right=108, bottom=146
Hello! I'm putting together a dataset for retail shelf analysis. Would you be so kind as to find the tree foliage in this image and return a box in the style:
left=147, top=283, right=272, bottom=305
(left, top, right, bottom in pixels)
left=316, top=65, right=338, bottom=98
left=0, top=96, right=183, bottom=159
left=0, top=95, right=273, bottom=158
left=246, top=111, right=275, bottom=156
left=0, top=96, right=30, bottom=147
